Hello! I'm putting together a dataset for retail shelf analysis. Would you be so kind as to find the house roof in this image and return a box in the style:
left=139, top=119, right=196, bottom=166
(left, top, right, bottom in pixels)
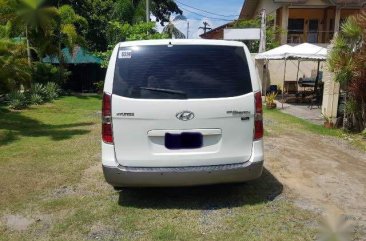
left=199, top=21, right=235, bottom=38
left=239, top=0, right=260, bottom=20
left=43, top=46, right=101, bottom=64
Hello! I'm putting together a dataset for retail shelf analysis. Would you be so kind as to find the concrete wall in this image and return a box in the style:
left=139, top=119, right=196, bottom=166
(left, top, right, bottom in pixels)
left=322, top=71, right=340, bottom=122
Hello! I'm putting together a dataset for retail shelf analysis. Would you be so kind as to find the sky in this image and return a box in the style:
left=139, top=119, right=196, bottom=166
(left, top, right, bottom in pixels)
left=154, top=0, right=245, bottom=39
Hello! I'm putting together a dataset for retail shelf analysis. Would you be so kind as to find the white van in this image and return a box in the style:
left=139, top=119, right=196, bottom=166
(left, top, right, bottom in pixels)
left=102, top=39, right=264, bottom=187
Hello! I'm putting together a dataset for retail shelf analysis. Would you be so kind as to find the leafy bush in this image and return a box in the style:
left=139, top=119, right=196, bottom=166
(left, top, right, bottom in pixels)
left=6, top=83, right=62, bottom=109
left=43, top=82, right=61, bottom=101
left=31, top=62, right=70, bottom=85
left=30, top=83, right=47, bottom=97
left=266, top=92, right=277, bottom=105
left=29, top=93, right=43, bottom=105
left=6, top=91, right=29, bottom=110
left=0, top=39, right=31, bottom=94
left=93, top=80, right=104, bottom=94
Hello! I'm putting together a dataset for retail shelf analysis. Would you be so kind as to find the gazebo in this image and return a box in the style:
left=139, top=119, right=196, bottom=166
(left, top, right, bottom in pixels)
left=43, top=46, right=105, bottom=92
left=255, top=43, right=328, bottom=108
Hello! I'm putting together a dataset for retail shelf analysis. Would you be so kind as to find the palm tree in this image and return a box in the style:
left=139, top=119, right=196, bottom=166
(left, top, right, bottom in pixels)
left=0, top=21, right=12, bottom=38
left=0, top=39, right=31, bottom=93
left=53, top=5, right=87, bottom=83
left=327, top=10, right=366, bottom=131
left=113, top=0, right=146, bottom=24
left=58, top=5, right=87, bottom=50
left=162, top=15, right=186, bottom=39
left=2, top=0, right=59, bottom=65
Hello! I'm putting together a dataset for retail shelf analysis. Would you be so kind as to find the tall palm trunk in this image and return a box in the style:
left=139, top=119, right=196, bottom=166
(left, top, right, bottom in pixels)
left=343, top=89, right=348, bottom=130
left=25, top=25, right=31, bottom=66
left=25, top=24, right=33, bottom=88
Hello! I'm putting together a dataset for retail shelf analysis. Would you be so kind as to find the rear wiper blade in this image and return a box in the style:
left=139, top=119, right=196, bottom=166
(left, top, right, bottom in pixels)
left=139, top=87, right=187, bottom=98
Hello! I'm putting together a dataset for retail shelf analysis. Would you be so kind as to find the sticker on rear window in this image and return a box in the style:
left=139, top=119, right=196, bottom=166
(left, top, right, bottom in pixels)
left=118, top=50, right=132, bottom=59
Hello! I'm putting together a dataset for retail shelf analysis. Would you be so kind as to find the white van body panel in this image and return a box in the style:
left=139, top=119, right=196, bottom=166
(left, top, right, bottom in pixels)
left=102, top=39, right=264, bottom=187
left=111, top=93, right=255, bottom=167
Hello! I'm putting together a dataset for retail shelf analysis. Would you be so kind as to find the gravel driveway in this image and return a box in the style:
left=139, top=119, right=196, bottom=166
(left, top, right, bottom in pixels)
left=265, top=129, right=366, bottom=234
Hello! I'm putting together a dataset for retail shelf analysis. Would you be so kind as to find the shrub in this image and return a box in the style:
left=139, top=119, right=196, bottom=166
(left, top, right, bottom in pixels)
left=31, top=62, right=70, bottom=85
left=6, top=91, right=29, bottom=110
left=29, top=93, right=43, bottom=105
left=43, top=82, right=61, bottom=101
left=93, top=80, right=104, bottom=94
left=266, top=92, right=277, bottom=105
left=30, top=83, right=46, bottom=98
left=0, top=39, right=31, bottom=94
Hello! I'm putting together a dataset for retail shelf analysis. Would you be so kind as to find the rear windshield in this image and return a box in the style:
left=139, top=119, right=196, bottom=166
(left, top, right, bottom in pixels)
left=113, top=45, right=252, bottom=99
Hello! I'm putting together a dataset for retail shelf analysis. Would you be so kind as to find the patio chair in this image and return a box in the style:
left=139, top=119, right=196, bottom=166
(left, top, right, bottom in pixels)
left=308, top=89, right=322, bottom=110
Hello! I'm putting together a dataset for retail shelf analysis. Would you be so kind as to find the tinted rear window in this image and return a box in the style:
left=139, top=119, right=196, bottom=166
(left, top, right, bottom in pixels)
left=113, top=45, right=252, bottom=99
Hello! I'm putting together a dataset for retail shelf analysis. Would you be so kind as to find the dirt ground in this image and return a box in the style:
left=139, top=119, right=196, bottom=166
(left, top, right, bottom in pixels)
left=265, top=129, right=366, bottom=232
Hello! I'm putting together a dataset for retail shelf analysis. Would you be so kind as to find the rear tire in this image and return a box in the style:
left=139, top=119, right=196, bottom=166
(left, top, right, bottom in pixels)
left=113, top=186, right=124, bottom=191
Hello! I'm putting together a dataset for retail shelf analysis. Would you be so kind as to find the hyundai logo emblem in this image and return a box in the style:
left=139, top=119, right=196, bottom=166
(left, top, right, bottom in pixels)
left=176, top=111, right=195, bottom=121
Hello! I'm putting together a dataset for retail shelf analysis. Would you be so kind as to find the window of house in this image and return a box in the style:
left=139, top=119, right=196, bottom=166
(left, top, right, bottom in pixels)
left=288, top=19, right=305, bottom=34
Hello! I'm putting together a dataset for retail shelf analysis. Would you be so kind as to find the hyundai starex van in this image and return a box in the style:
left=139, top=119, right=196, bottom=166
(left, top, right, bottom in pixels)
left=102, top=39, right=264, bottom=188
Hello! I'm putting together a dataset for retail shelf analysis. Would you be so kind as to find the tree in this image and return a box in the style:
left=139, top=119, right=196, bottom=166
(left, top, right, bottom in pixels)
left=0, top=21, right=12, bottom=38
left=0, top=0, right=59, bottom=65
left=112, top=0, right=182, bottom=25
left=47, top=0, right=182, bottom=51
left=162, top=15, right=186, bottom=39
left=112, top=0, right=146, bottom=24
left=0, top=39, right=31, bottom=93
left=328, top=10, right=366, bottom=131
left=57, top=5, right=87, bottom=48
left=98, top=21, right=168, bottom=68
left=151, top=0, right=182, bottom=25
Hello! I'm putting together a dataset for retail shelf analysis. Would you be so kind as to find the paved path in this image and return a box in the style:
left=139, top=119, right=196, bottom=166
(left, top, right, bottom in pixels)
left=275, top=100, right=323, bottom=125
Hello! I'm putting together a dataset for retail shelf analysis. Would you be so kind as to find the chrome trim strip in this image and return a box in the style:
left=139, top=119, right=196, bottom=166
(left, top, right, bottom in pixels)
left=116, top=161, right=251, bottom=173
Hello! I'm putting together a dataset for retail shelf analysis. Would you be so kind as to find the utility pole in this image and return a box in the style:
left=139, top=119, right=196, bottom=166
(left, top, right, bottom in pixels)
left=146, top=0, right=150, bottom=22
left=199, top=22, right=212, bottom=34
left=258, top=9, right=266, bottom=53
left=186, top=21, right=189, bottom=39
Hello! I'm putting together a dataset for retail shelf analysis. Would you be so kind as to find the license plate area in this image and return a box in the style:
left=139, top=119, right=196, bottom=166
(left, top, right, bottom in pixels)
left=165, top=132, right=203, bottom=150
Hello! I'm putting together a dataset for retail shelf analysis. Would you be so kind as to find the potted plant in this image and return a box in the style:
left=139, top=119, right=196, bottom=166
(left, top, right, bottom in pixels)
left=322, top=113, right=334, bottom=128
left=266, top=92, right=277, bottom=109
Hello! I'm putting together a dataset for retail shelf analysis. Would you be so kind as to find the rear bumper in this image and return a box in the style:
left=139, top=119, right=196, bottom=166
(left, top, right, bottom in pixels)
left=102, top=160, right=263, bottom=187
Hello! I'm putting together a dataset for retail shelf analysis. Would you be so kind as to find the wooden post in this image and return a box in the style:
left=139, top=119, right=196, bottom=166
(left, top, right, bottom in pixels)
left=296, top=60, right=300, bottom=82
left=334, top=7, right=341, bottom=35
left=282, top=58, right=287, bottom=109
left=280, top=6, right=289, bottom=44
left=264, top=59, right=268, bottom=97
left=146, top=0, right=150, bottom=23
left=314, top=60, right=321, bottom=93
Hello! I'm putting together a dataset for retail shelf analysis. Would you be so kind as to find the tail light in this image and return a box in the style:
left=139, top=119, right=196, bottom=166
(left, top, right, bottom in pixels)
left=254, top=91, right=263, bottom=140
left=102, top=92, right=113, bottom=144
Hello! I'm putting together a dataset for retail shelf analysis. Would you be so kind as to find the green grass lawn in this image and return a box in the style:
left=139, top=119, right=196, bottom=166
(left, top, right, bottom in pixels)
left=264, top=108, right=366, bottom=151
left=0, top=96, right=320, bottom=241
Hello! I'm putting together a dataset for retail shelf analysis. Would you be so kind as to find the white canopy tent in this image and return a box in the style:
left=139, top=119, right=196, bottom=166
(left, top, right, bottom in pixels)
left=290, top=43, right=327, bottom=60
left=255, top=44, right=294, bottom=60
left=255, top=43, right=327, bottom=60
left=255, top=43, right=328, bottom=108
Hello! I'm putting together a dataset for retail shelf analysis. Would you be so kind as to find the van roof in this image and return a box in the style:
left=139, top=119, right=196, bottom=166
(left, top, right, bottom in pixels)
left=118, top=39, right=245, bottom=48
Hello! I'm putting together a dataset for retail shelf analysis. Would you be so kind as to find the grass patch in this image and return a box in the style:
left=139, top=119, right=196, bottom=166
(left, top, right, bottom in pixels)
left=264, top=108, right=366, bottom=151
left=0, top=96, right=319, bottom=240
left=0, top=95, right=101, bottom=209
